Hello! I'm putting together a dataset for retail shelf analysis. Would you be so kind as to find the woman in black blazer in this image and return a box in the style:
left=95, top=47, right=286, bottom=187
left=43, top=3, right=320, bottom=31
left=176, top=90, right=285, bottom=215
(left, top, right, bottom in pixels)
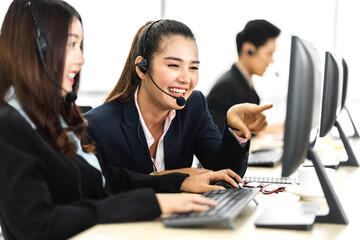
left=0, top=1, right=242, bottom=239
left=85, top=19, right=272, bottom=177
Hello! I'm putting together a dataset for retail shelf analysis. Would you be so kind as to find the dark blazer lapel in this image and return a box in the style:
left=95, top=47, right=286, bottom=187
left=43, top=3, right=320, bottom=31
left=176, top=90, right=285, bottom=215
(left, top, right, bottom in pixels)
left=231, top=64, right=251, bottom=90
left=231, top=64, right=243, bottom=79
left=231, top=64, right=260, bottom=104
left=121, top=100, right=154, bottom=173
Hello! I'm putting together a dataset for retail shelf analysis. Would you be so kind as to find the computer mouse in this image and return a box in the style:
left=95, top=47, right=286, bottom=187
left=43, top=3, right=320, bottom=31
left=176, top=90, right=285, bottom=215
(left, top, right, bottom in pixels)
left=212, top=179, right=242, bottom=189
left=212, top=180, right=235, bottom=189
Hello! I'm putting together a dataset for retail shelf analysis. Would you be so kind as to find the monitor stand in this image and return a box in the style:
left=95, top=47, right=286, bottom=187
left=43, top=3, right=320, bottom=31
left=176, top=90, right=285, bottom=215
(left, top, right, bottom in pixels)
left=255, top=202, right=319, bottom=230
left=308, top=148, right=349, bottom=224
left=255, top=147, right=348, bottom=230
left=344, top=106, right=360, bottom=139
left=335, top=120, right=359, bottom=167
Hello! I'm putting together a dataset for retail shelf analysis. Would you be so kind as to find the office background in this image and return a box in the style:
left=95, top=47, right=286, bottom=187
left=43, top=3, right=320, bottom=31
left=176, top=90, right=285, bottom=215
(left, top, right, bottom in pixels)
left=0, top=1, right=359, bottom=238
left=0, top=0, right=359, bottom=128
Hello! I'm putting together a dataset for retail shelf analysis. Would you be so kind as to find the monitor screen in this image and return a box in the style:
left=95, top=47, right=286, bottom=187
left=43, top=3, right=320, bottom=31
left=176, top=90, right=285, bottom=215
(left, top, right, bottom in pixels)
left=282, top=36, right=322, bottom=177
left=319, top=52, right=343, bottom=137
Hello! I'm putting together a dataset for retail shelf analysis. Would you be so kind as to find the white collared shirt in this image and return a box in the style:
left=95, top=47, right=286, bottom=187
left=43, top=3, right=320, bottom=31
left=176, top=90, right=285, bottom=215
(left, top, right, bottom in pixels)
left=134, top=88, right=176, bottom=172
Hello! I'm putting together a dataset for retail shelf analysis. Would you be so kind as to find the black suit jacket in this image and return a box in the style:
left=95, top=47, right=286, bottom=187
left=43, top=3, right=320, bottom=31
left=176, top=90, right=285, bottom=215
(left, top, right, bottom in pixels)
left=0, top=104, right=188, bottom=240
left=84, top=91, right=249, bottom=177
left=207, top=64, right=260, bottom=131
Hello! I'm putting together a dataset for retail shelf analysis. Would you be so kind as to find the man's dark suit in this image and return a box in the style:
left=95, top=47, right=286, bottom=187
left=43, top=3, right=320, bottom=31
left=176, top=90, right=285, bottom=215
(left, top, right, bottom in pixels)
left=207, top=64, right=260, bottom=131
left=85, top=91, right=249, bottom=177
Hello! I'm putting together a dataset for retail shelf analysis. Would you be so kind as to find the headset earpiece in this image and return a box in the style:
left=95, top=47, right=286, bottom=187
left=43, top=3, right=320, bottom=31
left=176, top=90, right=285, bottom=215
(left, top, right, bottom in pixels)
left=37, top=35, right=47, bottom=53
left=248, top=49, right=254, bottom=56
left=35, top=35, right=47, bottom=59
left=136, top=21, right=161, bottom=74
left=136, top=58, right=148, bottom=74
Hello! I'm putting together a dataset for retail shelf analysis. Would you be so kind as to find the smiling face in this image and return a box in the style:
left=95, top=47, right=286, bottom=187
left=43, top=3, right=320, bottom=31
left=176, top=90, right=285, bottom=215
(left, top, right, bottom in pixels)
left=62, top=18, right=84, bottom=97
left=140, top=35, right=199, bottom=110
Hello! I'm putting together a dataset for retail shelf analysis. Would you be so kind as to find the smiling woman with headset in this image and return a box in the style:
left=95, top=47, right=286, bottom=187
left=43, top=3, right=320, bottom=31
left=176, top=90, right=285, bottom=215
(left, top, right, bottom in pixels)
left=84, top=19, right=272, bottom=178
left=0, top=1, right=247, bottom=239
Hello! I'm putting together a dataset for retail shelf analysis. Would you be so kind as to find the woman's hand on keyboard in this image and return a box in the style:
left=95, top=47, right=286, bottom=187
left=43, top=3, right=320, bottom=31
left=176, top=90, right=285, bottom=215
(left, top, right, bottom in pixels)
left=179, top=169, right=243, bottom=193
left=156, top=194, right=217, bottom=215
left=157, top=167, right=212, bottom=176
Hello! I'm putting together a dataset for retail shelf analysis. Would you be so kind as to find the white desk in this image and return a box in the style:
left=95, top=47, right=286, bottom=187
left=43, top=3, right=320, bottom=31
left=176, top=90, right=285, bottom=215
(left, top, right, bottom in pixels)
left=71, top=166, right=360, bottom=240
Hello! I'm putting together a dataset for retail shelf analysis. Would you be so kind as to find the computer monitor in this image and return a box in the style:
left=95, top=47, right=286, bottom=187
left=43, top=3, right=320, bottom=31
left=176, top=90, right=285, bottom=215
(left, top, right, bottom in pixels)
left=281, top=36, right=322, bottom=177
left=340, top=59, right=359, bottom=138
left=258, top=36, right=348, bottom=228
left=319, top=53, right=359, bottom=167
left=319, top=52, right=342, bottom=137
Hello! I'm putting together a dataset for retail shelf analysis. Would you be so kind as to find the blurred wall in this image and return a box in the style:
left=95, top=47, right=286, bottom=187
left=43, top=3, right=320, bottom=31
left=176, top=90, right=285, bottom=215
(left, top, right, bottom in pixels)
left=0, top=0, right=358, bottom=126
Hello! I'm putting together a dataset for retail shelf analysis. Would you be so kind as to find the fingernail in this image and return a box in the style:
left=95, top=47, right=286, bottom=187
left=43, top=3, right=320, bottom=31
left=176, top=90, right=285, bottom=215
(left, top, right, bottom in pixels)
left=202, top=206, right=210, bottom=210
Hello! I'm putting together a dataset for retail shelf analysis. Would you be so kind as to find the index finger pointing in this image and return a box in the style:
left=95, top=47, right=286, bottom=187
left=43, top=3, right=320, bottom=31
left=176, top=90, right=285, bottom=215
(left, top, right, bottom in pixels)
left=255, top=104, right=273, bottom=113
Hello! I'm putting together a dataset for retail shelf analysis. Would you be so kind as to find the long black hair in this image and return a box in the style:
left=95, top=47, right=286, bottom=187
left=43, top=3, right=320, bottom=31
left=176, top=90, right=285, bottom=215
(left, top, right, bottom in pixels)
left=0, top=0, right=94, bottom=156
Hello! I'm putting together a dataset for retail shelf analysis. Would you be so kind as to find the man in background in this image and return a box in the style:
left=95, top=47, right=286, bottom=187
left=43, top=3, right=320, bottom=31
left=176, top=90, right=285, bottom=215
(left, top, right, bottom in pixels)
left=207, top=19, right=281, bottom=131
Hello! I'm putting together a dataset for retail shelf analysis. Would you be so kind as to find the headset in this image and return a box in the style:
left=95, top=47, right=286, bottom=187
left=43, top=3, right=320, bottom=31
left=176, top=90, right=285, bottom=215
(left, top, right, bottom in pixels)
left=25, top=1, right=83, bottom=198
left=135, top=20, right=186, bottom=107
left=25, top=1, right=77, bottom=104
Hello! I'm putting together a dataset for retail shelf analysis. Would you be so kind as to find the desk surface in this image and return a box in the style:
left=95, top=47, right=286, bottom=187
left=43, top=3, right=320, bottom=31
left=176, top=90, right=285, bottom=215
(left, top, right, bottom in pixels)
left=71, top=165, right=360, bottom=240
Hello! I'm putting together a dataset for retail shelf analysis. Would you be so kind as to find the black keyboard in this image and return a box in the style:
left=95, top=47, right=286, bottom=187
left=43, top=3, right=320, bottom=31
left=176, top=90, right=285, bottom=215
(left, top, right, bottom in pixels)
left=248, top=149, right=283, bottom=167
left=163, top=188, right=260, bottom=229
